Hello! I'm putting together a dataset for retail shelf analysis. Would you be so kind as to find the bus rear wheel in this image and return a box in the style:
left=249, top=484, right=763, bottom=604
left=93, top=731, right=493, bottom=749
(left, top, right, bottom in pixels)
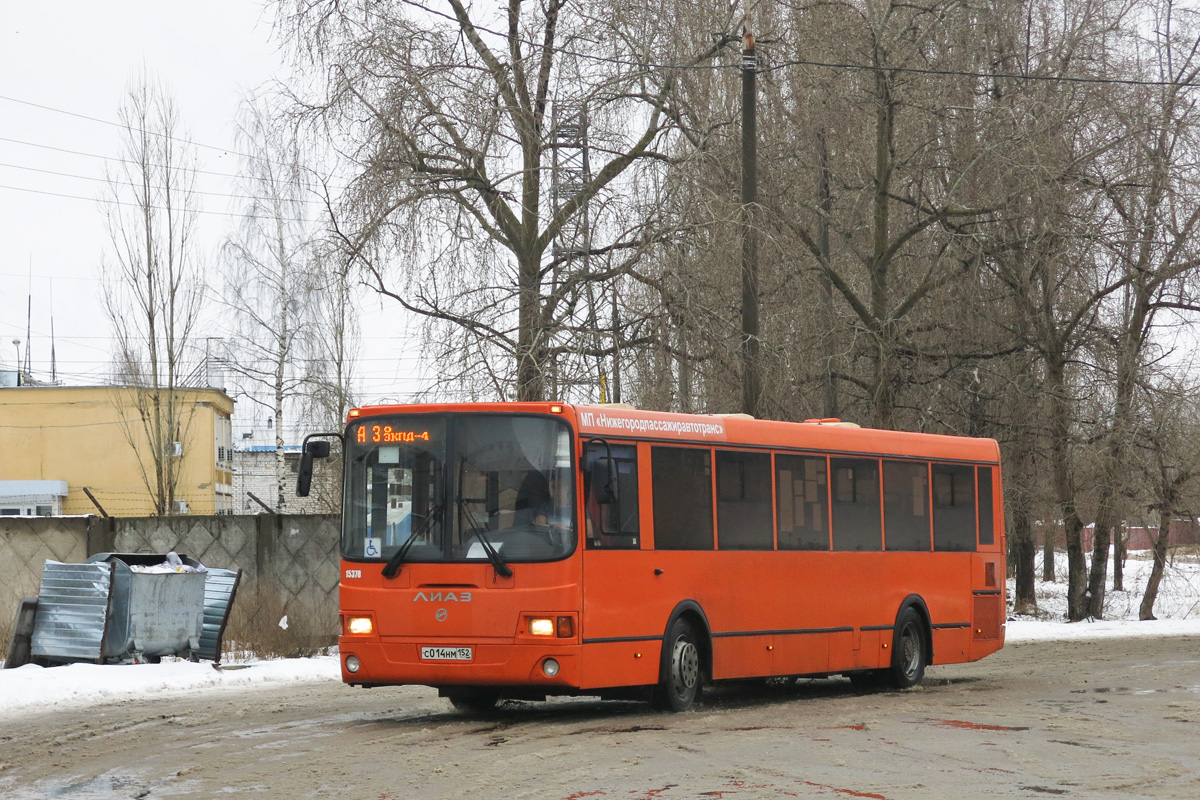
left=654, top=617, right=701, bottom=712
left=887, top=607, right=928, bottom=689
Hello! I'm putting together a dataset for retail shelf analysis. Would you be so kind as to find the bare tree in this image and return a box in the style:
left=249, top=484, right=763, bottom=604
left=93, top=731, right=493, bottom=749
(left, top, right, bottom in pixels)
left=1080, top=0, right=1200, bottom=618
left=762, top=0, right=995, bottom=429
left=304, top=243, right=359, bottom=431
left=101, top=72, right=204, bottom=516
left=1135, top=378, right=1200, bottom=619
left=222, top=97, right=323, bottom=512
left=276, top=0, right=738, bottom=401
left=975, top=0, right=1150, bottom=621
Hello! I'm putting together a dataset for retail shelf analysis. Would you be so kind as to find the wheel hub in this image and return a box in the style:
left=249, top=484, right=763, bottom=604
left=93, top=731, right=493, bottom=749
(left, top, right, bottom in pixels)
left=672, top=638, right=699, bottom=693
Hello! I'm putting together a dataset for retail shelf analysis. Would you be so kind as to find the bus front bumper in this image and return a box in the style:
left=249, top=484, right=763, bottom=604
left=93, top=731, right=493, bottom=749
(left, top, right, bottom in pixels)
left=339, top=637, right=582, bottom=689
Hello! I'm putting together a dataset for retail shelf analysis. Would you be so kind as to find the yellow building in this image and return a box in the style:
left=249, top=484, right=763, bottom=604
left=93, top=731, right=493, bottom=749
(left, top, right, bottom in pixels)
left=0, top=385, right=234, bottom=516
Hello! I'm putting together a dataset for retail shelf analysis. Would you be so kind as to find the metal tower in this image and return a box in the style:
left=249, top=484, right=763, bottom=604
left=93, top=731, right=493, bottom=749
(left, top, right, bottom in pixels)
left=550, top=98, right=613, bottom=402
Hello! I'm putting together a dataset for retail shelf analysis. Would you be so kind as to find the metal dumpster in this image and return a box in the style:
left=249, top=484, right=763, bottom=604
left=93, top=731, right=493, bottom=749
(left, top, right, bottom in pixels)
left=10, top=552, right=241, bottom=666
left=89, top=553, right=207, bottom=661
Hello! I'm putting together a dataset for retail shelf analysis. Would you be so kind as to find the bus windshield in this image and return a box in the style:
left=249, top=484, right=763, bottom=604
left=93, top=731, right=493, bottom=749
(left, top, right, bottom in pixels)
left=344, top=414, right=576, bottom=564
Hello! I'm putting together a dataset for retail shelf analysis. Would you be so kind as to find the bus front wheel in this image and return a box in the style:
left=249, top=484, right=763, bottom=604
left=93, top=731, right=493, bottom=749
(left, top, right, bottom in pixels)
left=654, top=617, right=701, bottom=712
left=887, top=607, right=928, bottom=689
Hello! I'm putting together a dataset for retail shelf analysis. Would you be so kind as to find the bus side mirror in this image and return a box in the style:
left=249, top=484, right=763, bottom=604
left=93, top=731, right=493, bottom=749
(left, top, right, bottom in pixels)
left=297, top=440, right=333, bottom=497
left=590, top=457, right=618, bottom=505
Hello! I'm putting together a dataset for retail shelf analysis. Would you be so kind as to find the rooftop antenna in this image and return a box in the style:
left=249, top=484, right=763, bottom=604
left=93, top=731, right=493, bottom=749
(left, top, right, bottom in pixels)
left=50, top=278, right=57, bottom=382
left=24, top=268, right=33, bottom=383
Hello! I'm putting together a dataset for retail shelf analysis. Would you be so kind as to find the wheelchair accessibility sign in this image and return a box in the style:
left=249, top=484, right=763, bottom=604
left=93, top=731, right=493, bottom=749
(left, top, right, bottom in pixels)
left=364, top=537, right=382, bottom=558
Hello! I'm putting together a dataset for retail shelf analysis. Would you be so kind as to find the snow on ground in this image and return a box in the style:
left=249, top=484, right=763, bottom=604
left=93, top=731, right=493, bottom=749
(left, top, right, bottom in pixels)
left=0, top=656, right=340, bottom=719
left=1013, top=547, right=1200, bottom=622
left=1003, top=547, right=1200, bottom=641
left=3, top=549, right=1198, bottom=720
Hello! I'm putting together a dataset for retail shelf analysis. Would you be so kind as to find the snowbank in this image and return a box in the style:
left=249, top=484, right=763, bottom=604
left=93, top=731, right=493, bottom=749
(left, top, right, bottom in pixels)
left=1007, top=617, right=1200, bottom=641
left=0, top=656, right=339, bottom=719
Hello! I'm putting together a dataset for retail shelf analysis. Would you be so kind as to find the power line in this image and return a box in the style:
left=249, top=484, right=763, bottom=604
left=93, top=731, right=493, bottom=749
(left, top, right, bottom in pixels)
left=0, top=160, right=328, bottom=207
left=760, top=58, right=1200, bottom=88
left=0, top=181, right=316, bottom=223
left=0, top=92, right=274, bottom=167
left=399, top=0, right=1200, bottom=89
left=0, top=135, right=352, bottom=191
left=0, top=135, right=248, bottom=182
left=0, top=321, right=434, bottom=341
left=0, top=271, right=100, bottom=282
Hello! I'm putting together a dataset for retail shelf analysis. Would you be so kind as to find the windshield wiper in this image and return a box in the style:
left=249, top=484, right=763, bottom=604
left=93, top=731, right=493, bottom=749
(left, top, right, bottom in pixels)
left=457, top=495, right=512, bottom=578
left=381, top=503, right=442, bottom=579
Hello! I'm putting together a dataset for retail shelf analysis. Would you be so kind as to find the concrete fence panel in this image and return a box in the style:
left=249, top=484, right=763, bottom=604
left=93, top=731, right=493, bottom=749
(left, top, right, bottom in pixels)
left=0, top=517, right=91, bottom=608
left=1, top=514, right=341, bottom=647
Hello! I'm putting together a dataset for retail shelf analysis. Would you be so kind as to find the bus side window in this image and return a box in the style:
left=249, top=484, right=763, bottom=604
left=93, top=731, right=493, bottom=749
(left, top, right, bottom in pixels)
left=777, top=454, right=829, bottom=550
left=652, top=446, right=714, bottom=550
left=583, top=444, right=640, bottom=549
left=716, top=450, right=773, bottom=550
left=831, top=458, right=882, bottom=551
left=933, top=463, right=976, bottom=551
left=977, top=466, right=995, bottom=546
left=883, top=460, right=931, bottom=551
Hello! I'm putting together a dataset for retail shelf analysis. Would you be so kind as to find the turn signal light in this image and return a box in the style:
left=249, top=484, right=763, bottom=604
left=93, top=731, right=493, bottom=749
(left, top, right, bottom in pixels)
left=529, top=616, right=575, bottom=637
left=347, top=616, right=374, bottom=635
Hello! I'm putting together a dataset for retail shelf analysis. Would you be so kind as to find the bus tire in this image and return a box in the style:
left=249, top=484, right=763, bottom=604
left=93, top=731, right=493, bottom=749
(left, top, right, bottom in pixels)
left=448, top=691, right=500, bottom=713
left=887, top=607, right=928, bottom=689
left=654, top=617, right=701, bottom=712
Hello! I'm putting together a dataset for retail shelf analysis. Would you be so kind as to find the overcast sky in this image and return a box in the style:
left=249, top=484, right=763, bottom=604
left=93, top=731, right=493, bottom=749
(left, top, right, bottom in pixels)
left=0, top=1, right=425, bottom=426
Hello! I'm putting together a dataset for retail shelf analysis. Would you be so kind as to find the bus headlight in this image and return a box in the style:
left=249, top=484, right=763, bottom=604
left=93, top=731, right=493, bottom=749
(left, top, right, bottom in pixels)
left=346, top=655, right=361, bottom=673
left=529, top=618, right=555, bottom=637
left=542, top=658, right=560, bottom=677
left=347, top=616, right=374, bottom=635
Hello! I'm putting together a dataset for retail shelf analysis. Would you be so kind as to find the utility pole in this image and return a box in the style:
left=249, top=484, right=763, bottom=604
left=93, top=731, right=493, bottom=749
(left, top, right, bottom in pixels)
left=740, top=30, right=761, bottom=417
left=818, top=129, right=839, bottom=418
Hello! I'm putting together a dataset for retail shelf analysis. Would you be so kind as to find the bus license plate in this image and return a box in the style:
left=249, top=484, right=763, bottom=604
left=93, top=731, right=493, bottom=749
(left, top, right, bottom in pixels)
left=421, top=646, right=473, bottom=661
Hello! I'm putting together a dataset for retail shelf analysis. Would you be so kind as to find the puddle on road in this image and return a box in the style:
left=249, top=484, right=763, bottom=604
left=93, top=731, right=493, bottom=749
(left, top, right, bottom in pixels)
left=3, top=771, right=202, bottom=800
left=1070, top=685, right=1200, bottom=695
left=926, top=719, right=1032, bottom=734
left=569, top=779, right=892, bottom=800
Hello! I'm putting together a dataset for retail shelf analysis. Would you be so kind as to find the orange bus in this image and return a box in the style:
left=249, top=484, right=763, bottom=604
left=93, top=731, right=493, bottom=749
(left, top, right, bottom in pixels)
left=298, top=402, right=1005, bottom=712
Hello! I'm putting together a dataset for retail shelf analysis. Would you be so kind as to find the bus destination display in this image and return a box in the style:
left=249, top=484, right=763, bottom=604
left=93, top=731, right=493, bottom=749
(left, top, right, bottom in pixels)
left=356, top=426, right=432, bottom=444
